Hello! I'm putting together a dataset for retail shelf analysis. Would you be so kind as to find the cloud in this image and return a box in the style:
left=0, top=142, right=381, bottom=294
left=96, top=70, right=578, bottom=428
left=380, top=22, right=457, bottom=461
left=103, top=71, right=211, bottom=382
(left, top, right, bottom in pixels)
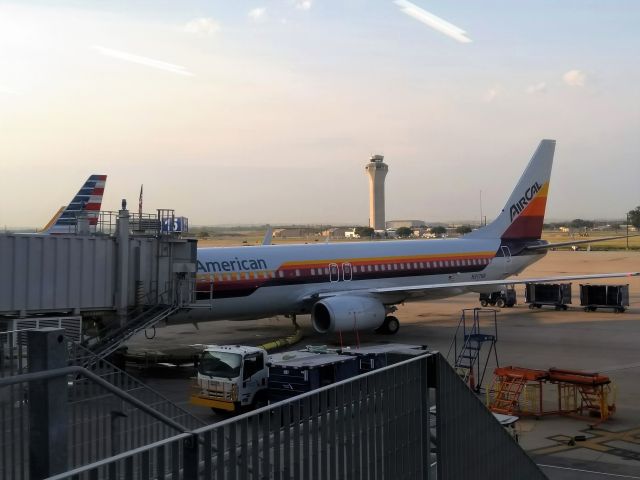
left=295, top=0, right=312, bottom=10
left=93, top=46, right=194, bottom=77
left=525, top=82, right=547, bottom=95
left=483, top=86, right=500, bottom=103
left=248, top=7, right=267, bottom=22
left=393, top=0, right=471, bottom=44
left=563, top=69, right=586, bottom=87
left=183, top=17, right=220, bottom=36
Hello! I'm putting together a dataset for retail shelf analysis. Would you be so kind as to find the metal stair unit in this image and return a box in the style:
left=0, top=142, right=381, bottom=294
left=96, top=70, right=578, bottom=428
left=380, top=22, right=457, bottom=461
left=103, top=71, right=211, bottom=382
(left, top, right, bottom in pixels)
left=89, top=304, right=179, bottom=360
left=68, top=341, right=204, bottom=430
left=66, top=340, right=203, bottom=474
left=489, top=372, right=527, bottom=415
left=447, top=308, right=499, bottom=393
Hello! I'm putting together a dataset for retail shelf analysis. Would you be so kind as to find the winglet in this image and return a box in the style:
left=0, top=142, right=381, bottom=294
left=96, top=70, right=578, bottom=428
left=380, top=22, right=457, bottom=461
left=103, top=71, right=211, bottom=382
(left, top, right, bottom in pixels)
left=262, top=225, right=273, bottom=245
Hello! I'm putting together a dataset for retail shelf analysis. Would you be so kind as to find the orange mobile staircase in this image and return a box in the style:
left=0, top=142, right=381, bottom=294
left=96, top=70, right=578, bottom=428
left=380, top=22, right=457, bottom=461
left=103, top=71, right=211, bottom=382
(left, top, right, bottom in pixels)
left=488, top=366, right=615, bottom=425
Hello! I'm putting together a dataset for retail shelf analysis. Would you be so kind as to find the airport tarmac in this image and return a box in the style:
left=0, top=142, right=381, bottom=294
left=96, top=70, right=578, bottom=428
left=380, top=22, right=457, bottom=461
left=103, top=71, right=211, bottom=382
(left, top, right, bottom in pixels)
left=126, top=251, right=640, bottom=479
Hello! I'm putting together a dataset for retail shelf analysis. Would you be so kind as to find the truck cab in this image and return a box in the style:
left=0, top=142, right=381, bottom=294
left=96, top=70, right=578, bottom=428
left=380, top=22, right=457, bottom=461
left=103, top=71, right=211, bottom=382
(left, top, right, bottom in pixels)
left=191, top=345, right=268, bottom=413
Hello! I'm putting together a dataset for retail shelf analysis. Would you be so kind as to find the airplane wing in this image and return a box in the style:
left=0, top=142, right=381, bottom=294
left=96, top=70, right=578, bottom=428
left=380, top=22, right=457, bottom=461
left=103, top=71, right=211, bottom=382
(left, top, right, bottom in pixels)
left=526, top=234, right=639, bottom=251
left=304, top=271, right=639, bottom=302
left=371, top=272, right=639, bottom=295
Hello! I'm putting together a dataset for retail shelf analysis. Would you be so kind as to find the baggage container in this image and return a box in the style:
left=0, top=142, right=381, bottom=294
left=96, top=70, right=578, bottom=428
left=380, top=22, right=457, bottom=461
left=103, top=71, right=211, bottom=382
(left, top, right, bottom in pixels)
left=267, top=352, right=359, bottom=402
left=525, top=283, right=571, bottom=310
left=580, top=284, right=629, bottom=313
left=340, top=343, right=429, bottom=373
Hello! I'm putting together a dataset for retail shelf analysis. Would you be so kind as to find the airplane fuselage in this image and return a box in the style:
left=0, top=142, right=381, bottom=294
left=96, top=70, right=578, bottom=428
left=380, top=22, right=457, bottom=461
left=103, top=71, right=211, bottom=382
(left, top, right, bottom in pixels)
left=175, top=237, right=546, bottom=323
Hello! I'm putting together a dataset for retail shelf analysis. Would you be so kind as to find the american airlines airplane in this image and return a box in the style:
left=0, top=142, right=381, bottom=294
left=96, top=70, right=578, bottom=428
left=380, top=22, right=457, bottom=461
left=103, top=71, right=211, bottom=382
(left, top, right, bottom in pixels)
left=185, top=139, right=638, bottom=334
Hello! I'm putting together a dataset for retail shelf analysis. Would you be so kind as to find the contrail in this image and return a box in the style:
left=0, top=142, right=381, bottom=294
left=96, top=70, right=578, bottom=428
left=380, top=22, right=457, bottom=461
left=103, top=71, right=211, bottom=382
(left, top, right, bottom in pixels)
left=92, top=46, right=194, bottom=77
left=393, top=0, right=472, bottom=43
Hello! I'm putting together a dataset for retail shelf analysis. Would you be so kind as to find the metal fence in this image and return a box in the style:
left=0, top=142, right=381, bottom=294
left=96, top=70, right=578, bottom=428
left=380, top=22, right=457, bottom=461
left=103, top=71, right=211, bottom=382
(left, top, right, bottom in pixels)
left=0, top=329, right=204, bottom=480
left=3, top=329, right=546, bottom=479
left=46, top=353, right=433, bottom=480
left=0, top=329, right=29, bottom=480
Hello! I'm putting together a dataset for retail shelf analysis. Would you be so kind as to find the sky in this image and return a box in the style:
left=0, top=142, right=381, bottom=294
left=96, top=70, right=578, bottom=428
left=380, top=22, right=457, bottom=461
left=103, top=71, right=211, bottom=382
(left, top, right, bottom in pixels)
left=1, top=1, right=639, bottom=228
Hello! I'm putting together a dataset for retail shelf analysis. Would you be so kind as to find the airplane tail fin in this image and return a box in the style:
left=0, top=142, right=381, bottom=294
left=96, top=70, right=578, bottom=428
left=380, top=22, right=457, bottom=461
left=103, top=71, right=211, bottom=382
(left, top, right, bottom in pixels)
left=466, top=140, right=555, bottom=240
left=43, top=175, right=107, bottom=234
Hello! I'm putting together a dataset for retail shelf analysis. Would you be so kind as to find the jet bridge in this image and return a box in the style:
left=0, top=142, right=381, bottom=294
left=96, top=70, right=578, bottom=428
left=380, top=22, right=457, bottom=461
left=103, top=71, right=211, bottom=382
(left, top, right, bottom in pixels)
left=0, top=204, right=197, bottom=349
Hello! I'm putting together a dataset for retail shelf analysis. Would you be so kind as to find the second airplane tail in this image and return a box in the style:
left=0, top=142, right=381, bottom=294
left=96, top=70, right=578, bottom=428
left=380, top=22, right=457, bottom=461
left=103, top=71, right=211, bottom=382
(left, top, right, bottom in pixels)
left=43, top=174, right=107, bottom=234
left=466, top=139, right=555, bottom=241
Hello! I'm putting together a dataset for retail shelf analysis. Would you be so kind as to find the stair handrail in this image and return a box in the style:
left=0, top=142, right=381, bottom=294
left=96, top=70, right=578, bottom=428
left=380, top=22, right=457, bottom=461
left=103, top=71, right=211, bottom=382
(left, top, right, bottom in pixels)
left=445, top=310, right=467, bottom=361
left=0, top=365, right=189, bottom=433
left=92, top=305, right=179, bottom=359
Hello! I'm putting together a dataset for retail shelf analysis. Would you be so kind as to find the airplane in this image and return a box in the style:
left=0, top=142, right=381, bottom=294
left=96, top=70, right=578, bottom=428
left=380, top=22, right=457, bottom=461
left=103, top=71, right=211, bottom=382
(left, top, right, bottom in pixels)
left=41, top=175, right=107, bottom=234
left=183, top=139, right=638, bottom=334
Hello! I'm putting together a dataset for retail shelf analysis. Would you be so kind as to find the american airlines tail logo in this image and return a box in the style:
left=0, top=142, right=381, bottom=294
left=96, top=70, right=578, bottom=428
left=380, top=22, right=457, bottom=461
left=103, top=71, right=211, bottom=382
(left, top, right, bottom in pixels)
left=509, top=182, right=542, bottom=221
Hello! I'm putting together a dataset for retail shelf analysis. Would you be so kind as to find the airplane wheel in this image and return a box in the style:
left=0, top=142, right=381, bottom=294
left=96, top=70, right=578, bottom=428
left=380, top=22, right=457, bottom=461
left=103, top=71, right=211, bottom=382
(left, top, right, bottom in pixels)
left=378, top=316, right=400, bottom=335
left=496, top=298, right=506, bottom=308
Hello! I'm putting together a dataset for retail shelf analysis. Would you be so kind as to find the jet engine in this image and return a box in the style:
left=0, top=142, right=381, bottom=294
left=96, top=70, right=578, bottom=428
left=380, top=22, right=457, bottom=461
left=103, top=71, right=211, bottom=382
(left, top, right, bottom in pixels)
left=311, top=295, right=386, bottom=333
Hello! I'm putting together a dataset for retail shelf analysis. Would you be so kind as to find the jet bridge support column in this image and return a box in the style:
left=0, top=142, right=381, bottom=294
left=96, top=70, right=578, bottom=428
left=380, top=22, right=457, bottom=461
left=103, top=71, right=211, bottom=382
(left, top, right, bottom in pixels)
left=27, top=328, right=68, bottom=478
left=116, top=201, right=130, bottom=326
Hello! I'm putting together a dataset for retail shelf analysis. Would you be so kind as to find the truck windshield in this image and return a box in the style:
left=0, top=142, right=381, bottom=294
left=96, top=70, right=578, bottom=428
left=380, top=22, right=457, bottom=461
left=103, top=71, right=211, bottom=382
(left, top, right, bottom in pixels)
left=199, top=351, right=242, bottom=378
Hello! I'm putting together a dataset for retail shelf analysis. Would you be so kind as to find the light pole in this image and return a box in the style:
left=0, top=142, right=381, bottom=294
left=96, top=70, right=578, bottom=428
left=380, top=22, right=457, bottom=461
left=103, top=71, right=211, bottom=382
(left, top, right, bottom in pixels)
left=627, top=213, right=630, bottom=250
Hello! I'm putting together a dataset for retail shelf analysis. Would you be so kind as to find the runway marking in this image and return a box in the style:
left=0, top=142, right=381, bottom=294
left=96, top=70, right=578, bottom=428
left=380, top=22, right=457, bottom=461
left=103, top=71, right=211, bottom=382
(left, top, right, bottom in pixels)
left=538, top=464, right=640, bottom=479
left=531, top=426, right=640, bottom=463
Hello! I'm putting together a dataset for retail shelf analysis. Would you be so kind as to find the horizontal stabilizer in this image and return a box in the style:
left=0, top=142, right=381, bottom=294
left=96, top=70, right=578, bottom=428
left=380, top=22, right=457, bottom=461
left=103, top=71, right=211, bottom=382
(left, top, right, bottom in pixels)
left=525, top=234, right=640, bottom=251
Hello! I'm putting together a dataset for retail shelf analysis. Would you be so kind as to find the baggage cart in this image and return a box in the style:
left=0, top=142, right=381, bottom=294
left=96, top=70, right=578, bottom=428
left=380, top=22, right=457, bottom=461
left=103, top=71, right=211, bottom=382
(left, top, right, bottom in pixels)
left=580, top=284, right=629, bottom=313
left=525, top=283, right=571, bottom=310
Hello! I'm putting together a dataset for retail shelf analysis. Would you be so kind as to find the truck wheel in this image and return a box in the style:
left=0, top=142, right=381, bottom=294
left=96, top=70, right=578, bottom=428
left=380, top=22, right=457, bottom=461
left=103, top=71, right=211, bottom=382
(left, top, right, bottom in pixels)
left=496, top=298, right=506, bottom=308
left=480, top=299, right=488, bottom=307
left=562, top=305, right=568, bottom=311
left=252, top=393, right=268, bottom=410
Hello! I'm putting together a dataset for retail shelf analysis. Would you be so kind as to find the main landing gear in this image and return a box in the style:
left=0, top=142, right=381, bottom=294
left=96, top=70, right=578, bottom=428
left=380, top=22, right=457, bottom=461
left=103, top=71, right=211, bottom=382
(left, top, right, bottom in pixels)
left=376, top=316, right=400, bottom=335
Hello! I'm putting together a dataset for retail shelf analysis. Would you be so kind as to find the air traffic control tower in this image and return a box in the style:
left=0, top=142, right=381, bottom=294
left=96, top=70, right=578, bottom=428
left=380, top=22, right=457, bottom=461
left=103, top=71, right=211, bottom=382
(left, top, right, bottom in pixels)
left=365, top=154, right=388, bottom=231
